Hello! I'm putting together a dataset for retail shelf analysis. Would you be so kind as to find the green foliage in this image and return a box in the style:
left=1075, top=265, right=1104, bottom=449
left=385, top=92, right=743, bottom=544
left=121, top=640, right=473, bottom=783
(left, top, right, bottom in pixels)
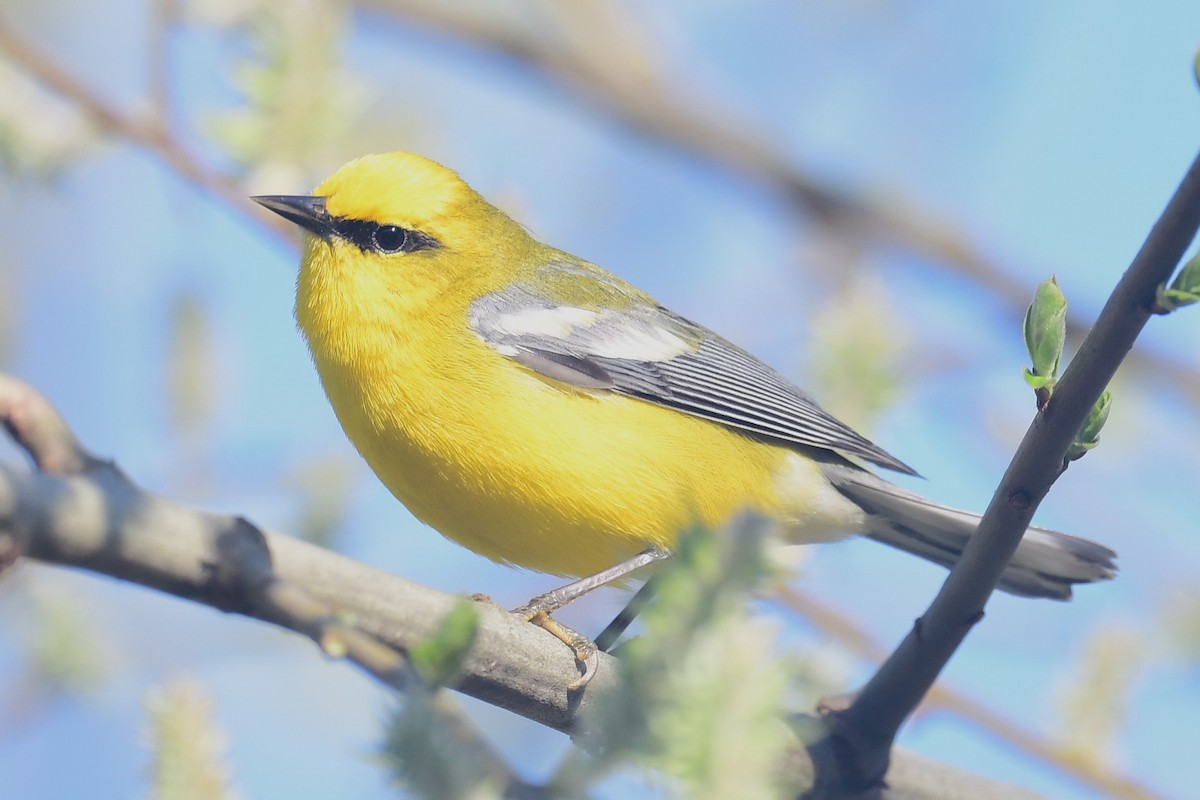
left=807, top=276, right=909, bottom=433
left=1022, top=277, right=1112, bottom=461
left=0, top=261, right=18, bottom=367
left=381, top=602, right=512, bottom=800
left=193, top=0, right=367, bottom=186
left=1022, top=276, right=1067, bottom=394
left=144, top=677, right=239, bottom=800
left=0, top=58, right=95, bottom=179
left=23, top=577, right=110, bottom=695
left=1154, top=250, right=1200, bottom=313
left=377, top=520, right=805, bottom=799
left=287, top=456, right=356, bottom=547
left=166, top=292, right=218, bottom=443
left=1164, top=587, right=1200, bottom=667
left=409, top=600, right=480, bottom=688
left=1065, top=390, right=1112, bottom=462
left=552, top=517, right=799, bottom=799
left=382, top=687, right=515, bottom=800
left=1052, top=624, right=1143, bottom=769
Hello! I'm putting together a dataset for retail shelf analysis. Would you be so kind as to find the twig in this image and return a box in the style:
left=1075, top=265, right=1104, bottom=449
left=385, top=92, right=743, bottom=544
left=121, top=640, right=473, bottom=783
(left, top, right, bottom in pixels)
left=777, top=587, right=1164, bottom=800
left=212, top=515, right=414, bottom=692
left=148, top=0, right=176, bottom=131
left=806, top=150, right=1200, bottom=794
left=0, top=374, right=101, bottom=475
left=5, top=8, right=1198, bottom=406
left=0, top=20, right=293, bottom=245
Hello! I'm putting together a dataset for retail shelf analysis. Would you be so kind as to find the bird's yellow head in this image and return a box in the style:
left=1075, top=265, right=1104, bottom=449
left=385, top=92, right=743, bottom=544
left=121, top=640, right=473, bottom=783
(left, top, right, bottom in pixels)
left=255, top=152, right=537, bottom=336
left=316, top=152, right=491, bottom=247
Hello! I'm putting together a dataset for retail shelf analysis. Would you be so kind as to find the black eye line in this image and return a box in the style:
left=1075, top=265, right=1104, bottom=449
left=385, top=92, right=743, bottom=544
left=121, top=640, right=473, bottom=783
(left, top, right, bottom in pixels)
left=330, top=218, right=440, bottom=254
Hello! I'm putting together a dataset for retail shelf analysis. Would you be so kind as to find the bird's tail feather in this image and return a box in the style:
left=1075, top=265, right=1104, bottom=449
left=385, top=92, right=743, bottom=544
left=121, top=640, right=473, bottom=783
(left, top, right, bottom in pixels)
left=822, top=464, right=1117, bottom=600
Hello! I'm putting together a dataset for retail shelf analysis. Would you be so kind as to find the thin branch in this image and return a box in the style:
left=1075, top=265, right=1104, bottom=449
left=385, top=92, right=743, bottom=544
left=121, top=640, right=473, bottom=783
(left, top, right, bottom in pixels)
left=148, top=0, right=176, bottom=131
left=777, top=587, right=1165, bottom=800
left=5, top=8, right=1198, bottom=407
left=807, top=150, right=1200, bottom=794
left=0, top=374, right=101, bottom=475
left=0, top=19, right=293, bottom=245
left=356, top=0, right=1200, bottom=406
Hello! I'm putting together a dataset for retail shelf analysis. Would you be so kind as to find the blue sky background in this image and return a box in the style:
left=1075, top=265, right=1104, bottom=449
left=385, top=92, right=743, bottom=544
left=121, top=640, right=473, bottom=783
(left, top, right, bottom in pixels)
left=1, top=1, right=1199, bottom=798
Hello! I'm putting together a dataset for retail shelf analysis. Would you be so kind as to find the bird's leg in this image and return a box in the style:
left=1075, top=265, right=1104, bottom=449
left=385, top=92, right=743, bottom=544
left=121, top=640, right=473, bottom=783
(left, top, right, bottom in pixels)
left=594, top=575, right=660, bottom=653
left=514, top=546, right=670, bottom=617
left=512, top=546, right=670, bottom=688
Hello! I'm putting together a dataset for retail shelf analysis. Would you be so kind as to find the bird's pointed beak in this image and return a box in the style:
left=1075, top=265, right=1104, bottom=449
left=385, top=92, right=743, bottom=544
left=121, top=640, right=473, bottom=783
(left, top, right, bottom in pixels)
left=252, top=195, right=333, bottom=238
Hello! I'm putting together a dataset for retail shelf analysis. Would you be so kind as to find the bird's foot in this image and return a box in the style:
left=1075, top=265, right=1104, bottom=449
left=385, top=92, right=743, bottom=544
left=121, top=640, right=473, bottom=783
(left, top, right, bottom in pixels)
left=512, top=600, right=600, bottom=690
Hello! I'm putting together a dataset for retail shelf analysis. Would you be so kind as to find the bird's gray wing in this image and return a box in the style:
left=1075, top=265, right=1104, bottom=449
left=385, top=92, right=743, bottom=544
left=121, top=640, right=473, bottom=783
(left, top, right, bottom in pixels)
left=469, top=260, right=917, bottom=475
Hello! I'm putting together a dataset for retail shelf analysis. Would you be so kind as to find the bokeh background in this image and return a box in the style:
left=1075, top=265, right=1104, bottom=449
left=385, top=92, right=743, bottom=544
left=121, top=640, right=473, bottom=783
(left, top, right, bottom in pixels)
left=2, top=1, right=1199, bottom=798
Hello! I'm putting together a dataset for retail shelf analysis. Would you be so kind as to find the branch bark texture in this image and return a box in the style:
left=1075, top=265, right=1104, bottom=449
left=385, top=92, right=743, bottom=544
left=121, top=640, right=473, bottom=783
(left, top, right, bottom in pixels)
left=0, top=372, right=1047, bottom=800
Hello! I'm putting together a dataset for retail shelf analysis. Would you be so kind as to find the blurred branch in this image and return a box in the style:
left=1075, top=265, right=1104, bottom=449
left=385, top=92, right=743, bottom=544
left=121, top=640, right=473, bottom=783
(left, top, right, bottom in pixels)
left=778, top=587, right=1164, bottom=800
left=357, top=0, right=1200, bottom=406
left=1, top=373, right=1051, bottom=799
left=0, top=19, right=292, bottom=244
left=148, top=0, right=176, bottom=130
left=5, top=7, right=1197, bottom=406
left=807, top=150, right=1200, bottom=795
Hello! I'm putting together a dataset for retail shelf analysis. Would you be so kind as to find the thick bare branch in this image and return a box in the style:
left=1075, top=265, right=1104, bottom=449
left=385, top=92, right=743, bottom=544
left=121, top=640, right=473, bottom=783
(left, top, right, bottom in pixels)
left=0, top=435, right=597, bottom=730
left=0, top=373, right=1053, bottom=799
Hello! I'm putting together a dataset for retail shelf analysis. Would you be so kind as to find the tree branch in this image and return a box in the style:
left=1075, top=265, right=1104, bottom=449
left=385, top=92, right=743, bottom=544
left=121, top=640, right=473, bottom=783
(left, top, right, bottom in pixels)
left=0, top=19, right=292, bottom=246
left=1, top=372, right=1057, bottom=799
left=777, top=587, right=1163, bottom=800
left=0, top=376, right=541, bottom=795
left=0, top=12, right=1184, bottom=794
left=0, top=375, right=600, bottom=729
left=356, top=0, right=1200, bottom=408
left=5, top=7, right=1198, bottom=409
left=805, top=150, right=1200, bottom=794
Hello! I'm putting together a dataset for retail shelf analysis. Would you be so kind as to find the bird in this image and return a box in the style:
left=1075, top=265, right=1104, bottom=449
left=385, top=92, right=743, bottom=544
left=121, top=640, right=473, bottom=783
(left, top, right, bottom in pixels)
left=253, top=152, right=1117, bottom=685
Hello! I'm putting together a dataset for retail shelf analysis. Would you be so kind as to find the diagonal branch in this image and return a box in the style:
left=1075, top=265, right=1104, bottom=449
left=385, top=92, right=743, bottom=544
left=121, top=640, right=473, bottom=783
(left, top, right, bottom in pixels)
left=5, top=9, right=1198, bottom=407
left=777, top=587, right=1164, bottom=800
left=805, top=149, right=1200, bottom=795
left=0, top=19, right=293, bottom=245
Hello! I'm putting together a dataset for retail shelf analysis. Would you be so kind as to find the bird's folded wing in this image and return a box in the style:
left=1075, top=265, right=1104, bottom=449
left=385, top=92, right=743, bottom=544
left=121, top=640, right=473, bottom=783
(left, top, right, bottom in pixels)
left=469, top=260, right=917, bottom=475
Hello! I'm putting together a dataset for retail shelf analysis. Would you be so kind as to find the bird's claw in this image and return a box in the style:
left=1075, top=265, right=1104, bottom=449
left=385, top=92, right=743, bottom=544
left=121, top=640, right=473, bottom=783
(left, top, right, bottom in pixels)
left=513, top=604, right=601, bottom=689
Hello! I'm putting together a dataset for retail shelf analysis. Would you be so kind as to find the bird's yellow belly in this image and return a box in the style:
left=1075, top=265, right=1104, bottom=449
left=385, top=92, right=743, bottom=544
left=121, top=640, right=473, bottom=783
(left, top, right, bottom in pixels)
left=314, top=334, right=859, bottom=578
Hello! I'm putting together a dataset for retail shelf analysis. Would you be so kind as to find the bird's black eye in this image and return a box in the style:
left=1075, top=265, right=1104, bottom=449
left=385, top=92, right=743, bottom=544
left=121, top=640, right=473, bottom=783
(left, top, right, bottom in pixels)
left=328, top=218, right=440, bottom=253
left=372, top=225, right=409, bottom=253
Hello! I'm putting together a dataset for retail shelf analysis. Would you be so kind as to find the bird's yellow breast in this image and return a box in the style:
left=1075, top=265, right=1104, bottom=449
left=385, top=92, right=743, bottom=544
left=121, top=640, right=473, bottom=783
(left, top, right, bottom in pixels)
left=296, top=239, right=856, bottom=577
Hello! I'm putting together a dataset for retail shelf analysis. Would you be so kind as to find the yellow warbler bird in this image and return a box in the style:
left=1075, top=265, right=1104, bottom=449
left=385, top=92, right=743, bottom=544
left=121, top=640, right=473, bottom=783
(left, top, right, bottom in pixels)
left=254, top=152, right=1115, bottom=676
